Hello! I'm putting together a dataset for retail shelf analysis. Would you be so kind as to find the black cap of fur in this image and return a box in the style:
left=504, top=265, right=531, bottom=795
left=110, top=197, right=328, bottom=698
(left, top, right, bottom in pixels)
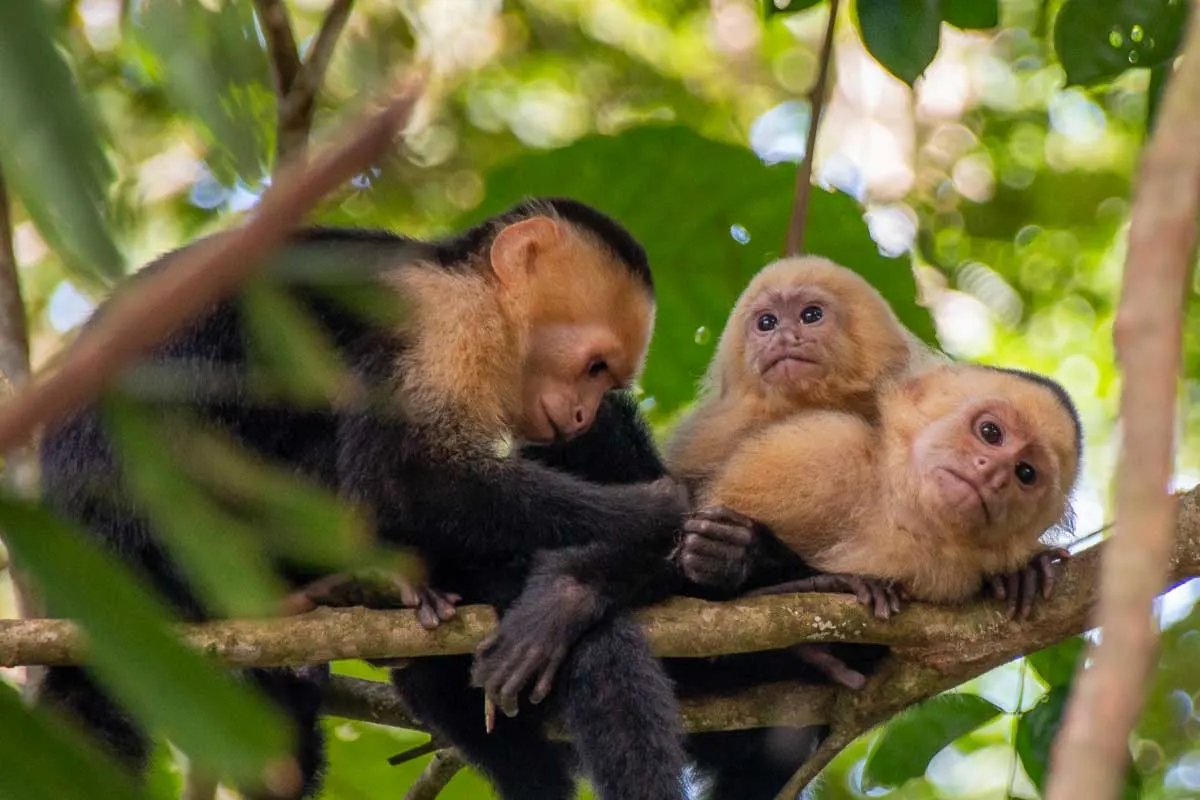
left=988, top=366, right=1083, bottom=459
left=433, top=197, right=653, bottom=294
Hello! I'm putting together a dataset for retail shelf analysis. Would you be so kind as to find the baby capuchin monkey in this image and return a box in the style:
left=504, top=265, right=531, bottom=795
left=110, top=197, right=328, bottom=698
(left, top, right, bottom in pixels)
left=699, top=362, right=1082, bottom=617
left=666, top=256, right=926, bottom=495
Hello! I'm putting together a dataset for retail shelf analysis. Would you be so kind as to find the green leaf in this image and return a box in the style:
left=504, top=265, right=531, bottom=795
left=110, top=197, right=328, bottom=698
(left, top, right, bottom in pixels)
left=0, top=496, right=291, bottom=786
left=0, top=680, right=146, bottom=800
left=1016, top=685, right=1068, bottom=789
left=241, top=282, right=359, bottom=408
left=0, top=0, right=124, bottom=286
left=461, top=125, right=937, bottom=418
left=856, top=0, right=942, bottom=86
left=1053, top=0, right=1188, bottom=87
left=1027, top=636, right=1086, bottom=688
left=105, top=400, right=285, bottom=618
left=130, top=0, right=274, bottom=184
left=764, top=0, right=826, bottom=17
left=863, top=692, right=1003, bottom=788
left=942, top=0, right=1000, bottom=29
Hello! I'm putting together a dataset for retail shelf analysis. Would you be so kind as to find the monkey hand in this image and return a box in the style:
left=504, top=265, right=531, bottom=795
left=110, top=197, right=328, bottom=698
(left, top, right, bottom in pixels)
left=471, top=574, right=602, bottom=719
left=986, top=547, right=1070, bottom=621
left=676, top=505, right=762, bottom=592
left=746, top=573, right=903, bottom=620
left=278, top=569, right=461, bottom=631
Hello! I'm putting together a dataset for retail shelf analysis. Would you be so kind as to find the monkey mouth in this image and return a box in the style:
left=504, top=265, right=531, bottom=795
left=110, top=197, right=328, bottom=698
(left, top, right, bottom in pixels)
left=762, top=353, right=820, bottom=378
left=938, top=467, right=992, bottom=525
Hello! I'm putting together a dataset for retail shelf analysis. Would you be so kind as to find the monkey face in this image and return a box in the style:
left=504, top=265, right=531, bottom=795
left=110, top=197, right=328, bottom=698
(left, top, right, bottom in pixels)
left=516, top=322, right=632, bottom=445
left=741, top=284, right=841, bottom=393
left=907, top=384, right=1073, bottom=546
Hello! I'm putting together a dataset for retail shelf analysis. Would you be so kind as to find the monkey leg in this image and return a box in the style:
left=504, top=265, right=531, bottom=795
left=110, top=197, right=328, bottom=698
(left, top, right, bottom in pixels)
left=391, top=656, right=575, bottom=800
left=38, top=666, right=150, bottom=775
left=243, top=666, right=330, bottom=799
left=687, top=727, right=825, bottom=800
left=559, top=615, right=687, bottom=800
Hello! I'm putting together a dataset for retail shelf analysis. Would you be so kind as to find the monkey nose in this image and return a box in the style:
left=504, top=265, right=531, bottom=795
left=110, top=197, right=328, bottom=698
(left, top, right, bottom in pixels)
left=563, top=406, right=592, bottom=438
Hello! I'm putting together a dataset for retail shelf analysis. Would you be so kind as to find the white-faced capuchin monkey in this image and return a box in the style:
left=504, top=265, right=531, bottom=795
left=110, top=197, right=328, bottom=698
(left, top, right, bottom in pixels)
left=665, top=256, right=930, bottom=494
left=700, top=362, right=1081, bottom=614
left=39, top=198, right=693, bottom=800
left=668, top=362, right=1080, bottom=800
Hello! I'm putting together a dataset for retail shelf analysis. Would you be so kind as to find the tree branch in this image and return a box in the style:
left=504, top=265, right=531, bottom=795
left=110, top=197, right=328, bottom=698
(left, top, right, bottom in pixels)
left=403, top=749, right=464, bottom=800
left=784, top=0, right=839, bottom=257
left=253, top=0, right=303, bottom=101
left=0, top=69, right=425, bottom=457
left=1046, top=6, right=1200, bottom=799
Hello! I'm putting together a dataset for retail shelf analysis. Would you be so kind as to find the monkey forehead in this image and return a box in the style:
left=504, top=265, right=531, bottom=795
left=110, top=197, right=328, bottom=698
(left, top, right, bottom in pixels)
left=539, top=230, right=656, bottom=367
left=736, top=257, right=884, bottom=310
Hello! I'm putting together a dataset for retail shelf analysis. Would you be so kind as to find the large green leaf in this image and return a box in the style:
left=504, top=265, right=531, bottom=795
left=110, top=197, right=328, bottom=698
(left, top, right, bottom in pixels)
left=0, top=681, right=145, bottom=800
left=856, top=0, right=942, bottom=86
left=942, top=0, right=1000, bottom=29
left=1027, top=635, right=1086, bottom=688
left=0, top=496, right=290, bottom=786
left=0, top=1, right=124, bottom=286
left=1016, top=684, right=1066, bottom=790
left=1053, top=0, right=1188, bottom=87
left=461, top=125, right=936, bottom=417
left=863, top=692, right=1002, bottom=788
left=129, top=0, right=274, bottom=184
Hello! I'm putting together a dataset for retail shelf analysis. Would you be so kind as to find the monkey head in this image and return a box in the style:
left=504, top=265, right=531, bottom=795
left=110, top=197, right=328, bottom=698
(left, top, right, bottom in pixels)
left=487, top=214, right=655, bottom=445
left=890, top=365, right=1081, bottom=549
left=710, top=257, right=912, bottom=409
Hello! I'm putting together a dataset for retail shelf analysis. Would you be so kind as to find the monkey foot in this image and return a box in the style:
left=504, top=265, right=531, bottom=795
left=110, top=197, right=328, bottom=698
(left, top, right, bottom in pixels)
left=747, top=573, right=902, bottom=620
left=278, top=569, right=461, bottom=631
left=791, top=644, right=867, bottom=690
left=987, top=548, right=1070, bottom=621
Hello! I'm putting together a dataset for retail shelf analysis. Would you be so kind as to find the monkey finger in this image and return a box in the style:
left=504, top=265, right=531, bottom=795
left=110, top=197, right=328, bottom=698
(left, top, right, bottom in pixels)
left=690, top=505, right=758, bottom=529
left=682, top=532, right=744, bottom=560
left=497, top=648, right=547, bottom=716
left=426, top=589, right=459, bottom=622
left=886, top=584, right=902, bottom=615
left=682, top=519, right=753, bottom=547
left=530, top=650, right=567, bottom=705
left=416, top=602, right=440, bottom=631
left=1019, top=567, right=1038, bottom=620
left=1004, top=573, right=1020, bottom=617
left=870, top=585, right=891, bottom=620
left=1038, top=558, right=1058, bottom=600
left=795, top=646, right=866, bottom=691
left=990, top=575, right=1007, bottom=601
left=475, top=630, right=500, bottom=657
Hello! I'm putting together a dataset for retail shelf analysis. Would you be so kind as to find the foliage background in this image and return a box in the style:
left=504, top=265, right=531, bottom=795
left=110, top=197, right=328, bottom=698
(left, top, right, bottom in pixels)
left=0, top=0, right=1198, bottom=798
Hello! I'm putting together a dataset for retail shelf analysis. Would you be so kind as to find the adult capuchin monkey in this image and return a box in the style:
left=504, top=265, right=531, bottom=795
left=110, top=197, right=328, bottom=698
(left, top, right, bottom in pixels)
left=38, top=198, right=692, bottom=800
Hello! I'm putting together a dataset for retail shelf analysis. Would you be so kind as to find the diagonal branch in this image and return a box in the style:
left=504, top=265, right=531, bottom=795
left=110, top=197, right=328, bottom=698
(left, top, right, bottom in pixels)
left=0, top=70, right=425, bottom=457
left=1046, top=5, right=1200, bottom=799
left=784, top=0, right=840, bottom=257
left=253, top=0, right=303, bottom=100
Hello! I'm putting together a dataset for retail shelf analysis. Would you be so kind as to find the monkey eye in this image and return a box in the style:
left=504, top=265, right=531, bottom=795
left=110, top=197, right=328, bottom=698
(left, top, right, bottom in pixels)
left=1015, top=462, right=1037, bottom=486
left=756, top=313, right=779, bottom=332
left=978, top=420, right=1003, bottom=445
left=587, top=359, right=608, bottom=377
left=800, top=305, right=823, bottom=324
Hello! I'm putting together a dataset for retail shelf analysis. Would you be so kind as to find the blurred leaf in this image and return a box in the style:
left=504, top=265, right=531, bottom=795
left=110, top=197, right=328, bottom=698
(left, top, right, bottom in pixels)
left=144, top=741, right=185, bottom=800
left=106, top=401, right=286, bottom=617
left=1016, top=684, right=1067, bottom=789
left=0, top=680, right=145, bottom=800
left=129, top=0, right=274, bottom=184
left=863, top=692, right=1002, bottom=788
left=179, top=424, right=373, bottom=570
left=764, top=0, right=826, bottom=17
left=942, top=0, right=999, bottom=29
left=241, top=281, right=359, bottom=408
left=463, top=125, right=936, bottom=418
left=0, top=0, right=124, bottom=286
left=1027, top=636, right=1086, bottom=688
left=856, top=0, right=942, bottom=86
left=1053, top=0, right=1188, bottom=87
left=0, top=496, right=290, bottom=785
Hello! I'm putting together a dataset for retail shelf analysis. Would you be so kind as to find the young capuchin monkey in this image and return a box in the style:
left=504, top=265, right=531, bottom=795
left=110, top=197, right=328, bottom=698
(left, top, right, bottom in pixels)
left=39, top=198, right=692, bottom=800
left=665, top=256, right=923, bottom=495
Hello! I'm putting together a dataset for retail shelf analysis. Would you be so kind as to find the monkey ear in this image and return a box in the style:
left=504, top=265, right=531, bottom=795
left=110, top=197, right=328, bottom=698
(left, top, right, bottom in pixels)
left=489, top=216, right=561, bottom=286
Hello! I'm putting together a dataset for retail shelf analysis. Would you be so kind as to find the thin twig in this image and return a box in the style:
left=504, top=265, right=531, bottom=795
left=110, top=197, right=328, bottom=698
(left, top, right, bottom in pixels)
left=402, top=750, right=464, bottom=800
left=784, top=0, right=840, bottom=256
left=0, top=169, right=28, bottom=384
left=1045, top=4, right=1200, bottom=799
left=0, top=69, right=425, bottom=456
left=253, top=0, right=303, bottom=99
left=276, top=0, right=357, bottom=162
left=388, top=740, right=442, bottom=766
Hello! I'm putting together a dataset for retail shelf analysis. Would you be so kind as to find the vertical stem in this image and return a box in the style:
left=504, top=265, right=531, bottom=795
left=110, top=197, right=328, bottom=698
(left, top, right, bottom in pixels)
left=784, top=0, right=840, bottom=257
